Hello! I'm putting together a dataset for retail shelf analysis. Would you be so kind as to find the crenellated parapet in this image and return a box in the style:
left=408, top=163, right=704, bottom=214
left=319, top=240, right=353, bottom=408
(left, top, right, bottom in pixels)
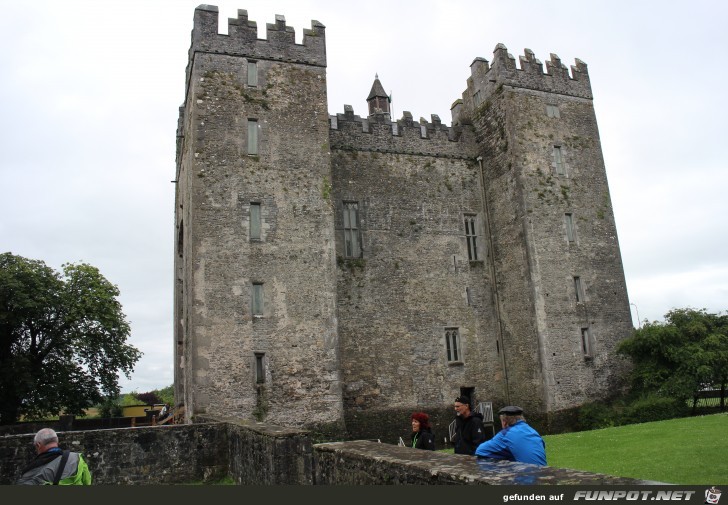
left=190, top=5, right=326, bottom=67
left=452, top=44, right=591, bottom=125
left=328, top=105, right=476, bottom=159
left=489, top=43, right=590, bottom=97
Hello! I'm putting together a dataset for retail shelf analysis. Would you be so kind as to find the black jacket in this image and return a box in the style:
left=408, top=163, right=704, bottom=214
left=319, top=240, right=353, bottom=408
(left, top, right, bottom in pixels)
left=410, top=428, right=436, bottom=450
left=453, top=412, right=486, bottom=455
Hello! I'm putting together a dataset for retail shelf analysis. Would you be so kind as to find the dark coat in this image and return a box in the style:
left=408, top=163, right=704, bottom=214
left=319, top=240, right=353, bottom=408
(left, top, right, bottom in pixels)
left=453, top=412, right=486, bottom=455
left=411, top=428, right=436, bottom=450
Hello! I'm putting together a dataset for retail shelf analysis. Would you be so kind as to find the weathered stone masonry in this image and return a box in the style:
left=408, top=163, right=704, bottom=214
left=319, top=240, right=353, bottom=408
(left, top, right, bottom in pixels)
left=0, top=423, right=660, bottom=485
left=174, top=5, right=632, bottom=441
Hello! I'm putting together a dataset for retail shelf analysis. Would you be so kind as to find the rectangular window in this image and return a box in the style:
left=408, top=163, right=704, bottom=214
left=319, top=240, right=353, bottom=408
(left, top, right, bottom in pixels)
left=445, top=328, right=461, bottom=363
left=473, top=90, right=482, bottom=106
left=247, top=61, right=258, bottom=87
left=564, top=213, right=575, bottom=242
left=254, top=353, right=265, bottom=383
left=574, top=276, right=584, bottom=302
left=247, top=119, right=258, bottom=155
left=252, top=282, right=263, bottom=316
left=343, top=201, right=361, bottom=258
left=250, top=203, right=261, bottom=240
left=464, top=214, right=479, bottom=261
left=581, top=327, right=592, bottom=357
left=546, top=104, right=560, bottom=118
left=553, top=146, right=565, bottom=175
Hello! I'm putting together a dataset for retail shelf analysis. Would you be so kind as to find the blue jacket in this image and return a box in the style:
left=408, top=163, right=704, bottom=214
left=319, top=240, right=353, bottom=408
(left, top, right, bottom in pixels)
left=475, top=420, right=546, bottom=465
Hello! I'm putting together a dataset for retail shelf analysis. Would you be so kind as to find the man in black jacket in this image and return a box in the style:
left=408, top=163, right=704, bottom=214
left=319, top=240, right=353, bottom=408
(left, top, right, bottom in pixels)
left=452, top=395, right=486, bottom=455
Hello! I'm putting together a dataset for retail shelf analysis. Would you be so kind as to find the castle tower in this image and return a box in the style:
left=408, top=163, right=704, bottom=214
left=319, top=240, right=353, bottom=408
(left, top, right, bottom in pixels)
left=366, top=74, right=391, bottom=119
left=454, top=45, right=632, bottom=414
left=174, top=6, right=343, bottom=432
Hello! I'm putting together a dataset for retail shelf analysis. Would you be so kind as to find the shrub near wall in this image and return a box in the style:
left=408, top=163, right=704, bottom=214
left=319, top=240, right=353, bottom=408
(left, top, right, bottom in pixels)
left=573, top=394, right=692, bottom=431
left=621, top=395, right=689, bottom=425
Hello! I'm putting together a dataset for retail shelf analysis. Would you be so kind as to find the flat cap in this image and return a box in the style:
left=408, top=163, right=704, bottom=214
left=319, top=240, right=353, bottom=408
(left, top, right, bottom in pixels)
left=498, top=405, right=524, bottom=415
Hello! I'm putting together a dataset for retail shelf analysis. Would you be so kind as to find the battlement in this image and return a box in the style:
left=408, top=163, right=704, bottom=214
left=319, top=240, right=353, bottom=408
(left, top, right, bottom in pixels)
left=329, top=105, right=475, bottom=159
left=190, top=5, right=326, bottom=67
left=452, top=44, right=592, bottom=125
left=466, top=43, right=591, bottom=103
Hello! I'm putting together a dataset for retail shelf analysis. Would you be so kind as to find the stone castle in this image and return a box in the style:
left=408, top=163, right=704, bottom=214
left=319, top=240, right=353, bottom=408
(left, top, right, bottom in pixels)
left=174, top=5, right=633, bottom=439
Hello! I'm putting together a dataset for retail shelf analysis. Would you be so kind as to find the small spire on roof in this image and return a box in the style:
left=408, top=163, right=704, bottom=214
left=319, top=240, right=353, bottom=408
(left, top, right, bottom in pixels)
left=367, top=74, right=390, bottom=118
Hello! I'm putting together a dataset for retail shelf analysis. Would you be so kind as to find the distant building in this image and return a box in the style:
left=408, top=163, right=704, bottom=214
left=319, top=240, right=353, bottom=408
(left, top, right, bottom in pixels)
left=174, top=5, right=632, bottom=439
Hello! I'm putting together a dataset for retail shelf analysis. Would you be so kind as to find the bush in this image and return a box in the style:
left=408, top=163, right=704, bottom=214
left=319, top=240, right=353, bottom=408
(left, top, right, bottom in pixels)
left=620, top=394, right=689, bottom=425
left=576, top=393, right=694, bottom=432
left=577, top=401, right=618, bottom=430
left=120, top=392, right=141, bottom=406
left=98, top=398, right=123, bottom=418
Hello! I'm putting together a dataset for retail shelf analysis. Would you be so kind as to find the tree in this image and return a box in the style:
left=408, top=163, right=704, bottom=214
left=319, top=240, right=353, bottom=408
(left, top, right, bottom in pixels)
left=617, top=308, right=728, bottom=408
left=98, top=396, right=124, bottom=418
left=155, top=385, right=174, bottom=406
left=136, top=391, right=161, bottom=406
left=0, top=252, right=142, bottom=424
left=120, top=391, right=142, bottom=406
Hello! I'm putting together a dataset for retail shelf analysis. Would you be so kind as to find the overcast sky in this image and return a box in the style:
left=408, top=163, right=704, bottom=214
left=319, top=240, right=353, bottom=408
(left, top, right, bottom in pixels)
left=1, top=0, right=726, bottom=393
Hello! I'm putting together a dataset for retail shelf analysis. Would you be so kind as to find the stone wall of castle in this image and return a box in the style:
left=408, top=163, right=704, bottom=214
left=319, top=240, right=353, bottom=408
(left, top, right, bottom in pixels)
left=328, top=110, right=506, bottom=435
left=175, top=6, right=632, bottom=439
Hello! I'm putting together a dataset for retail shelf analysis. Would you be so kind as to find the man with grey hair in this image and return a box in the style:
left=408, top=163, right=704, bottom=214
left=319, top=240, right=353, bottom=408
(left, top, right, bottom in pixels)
left=474, top=406, right=546, bottom=465
left=16, top=428, right=92, bottom=485
left=452, top=395, right=487, bottom=455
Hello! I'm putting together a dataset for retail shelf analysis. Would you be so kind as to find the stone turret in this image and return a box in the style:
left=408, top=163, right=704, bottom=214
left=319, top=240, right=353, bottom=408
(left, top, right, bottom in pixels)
left=366, top=75, right=391, bottom=119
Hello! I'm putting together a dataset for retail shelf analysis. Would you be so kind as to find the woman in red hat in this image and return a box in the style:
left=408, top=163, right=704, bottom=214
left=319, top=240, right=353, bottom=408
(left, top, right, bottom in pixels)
left=410, top=412, right=436, bottom=450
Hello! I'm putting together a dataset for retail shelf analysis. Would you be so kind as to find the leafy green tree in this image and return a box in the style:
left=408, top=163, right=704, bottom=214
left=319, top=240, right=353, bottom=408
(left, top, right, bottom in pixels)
left=98, top=396, right=124, bottom=418
left=617, top=308, right=728, bottom=407
left=120, top=391, right=142, bottom=406
left=155, top=385, right=174, bottom=406
left=0, top=252, right=142, bottom=424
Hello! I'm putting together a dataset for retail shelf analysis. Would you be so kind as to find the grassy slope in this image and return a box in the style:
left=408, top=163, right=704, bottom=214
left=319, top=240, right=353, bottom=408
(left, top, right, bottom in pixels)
left=543, top=412, right=728, bottom=484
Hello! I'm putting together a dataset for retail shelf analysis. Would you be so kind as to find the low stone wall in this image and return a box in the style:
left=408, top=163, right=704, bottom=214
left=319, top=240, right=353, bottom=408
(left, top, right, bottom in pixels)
left=0, top=423, right=227, bottom=484
left=1, top=420, right=662, bottom=485
left=220, top=417, right=313, bottom=485
left=0, top=417, right=154, bottom=437
left=313, top=440, right=662, bottom=485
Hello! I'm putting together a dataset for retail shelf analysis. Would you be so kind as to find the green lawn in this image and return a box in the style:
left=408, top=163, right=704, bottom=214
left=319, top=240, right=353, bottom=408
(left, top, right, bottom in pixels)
left=543, top=412, right=727, bottom=484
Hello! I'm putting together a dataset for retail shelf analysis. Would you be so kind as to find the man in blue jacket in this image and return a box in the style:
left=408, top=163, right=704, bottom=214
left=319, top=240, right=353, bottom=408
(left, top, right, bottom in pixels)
left=475, top=406, right=546, bottom=465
